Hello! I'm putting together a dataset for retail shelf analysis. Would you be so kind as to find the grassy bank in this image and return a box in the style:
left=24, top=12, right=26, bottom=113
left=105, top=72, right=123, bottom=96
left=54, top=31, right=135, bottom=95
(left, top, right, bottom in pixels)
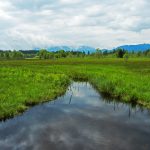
left=0, top=67, right=70, bottom=120
left=0, top=58, right=150, bottom=120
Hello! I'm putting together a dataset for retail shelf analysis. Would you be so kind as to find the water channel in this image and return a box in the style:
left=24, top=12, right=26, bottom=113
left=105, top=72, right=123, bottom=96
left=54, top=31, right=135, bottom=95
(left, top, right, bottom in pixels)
left=0, top=82, right=150, bottom=150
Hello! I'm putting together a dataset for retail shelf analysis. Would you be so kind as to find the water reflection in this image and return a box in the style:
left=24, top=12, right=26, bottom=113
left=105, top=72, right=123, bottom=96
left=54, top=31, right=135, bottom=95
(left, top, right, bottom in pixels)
left=0, top=82, right=150, bottom=150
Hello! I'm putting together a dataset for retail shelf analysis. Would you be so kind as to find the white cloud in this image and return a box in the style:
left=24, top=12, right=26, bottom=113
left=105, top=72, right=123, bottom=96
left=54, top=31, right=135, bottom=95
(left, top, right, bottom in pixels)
left=0, top=0, right=149, bottom=49
left=60, top=0, right=82, bottom=5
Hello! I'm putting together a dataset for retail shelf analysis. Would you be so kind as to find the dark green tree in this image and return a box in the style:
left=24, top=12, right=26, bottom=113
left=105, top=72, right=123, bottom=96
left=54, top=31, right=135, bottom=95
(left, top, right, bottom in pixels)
left=116, top=48, right=126, bottom=58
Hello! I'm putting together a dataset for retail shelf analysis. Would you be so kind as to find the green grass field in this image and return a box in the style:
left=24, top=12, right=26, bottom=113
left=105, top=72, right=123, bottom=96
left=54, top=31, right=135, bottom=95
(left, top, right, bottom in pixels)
left=0, top=58, right=150, bottom=120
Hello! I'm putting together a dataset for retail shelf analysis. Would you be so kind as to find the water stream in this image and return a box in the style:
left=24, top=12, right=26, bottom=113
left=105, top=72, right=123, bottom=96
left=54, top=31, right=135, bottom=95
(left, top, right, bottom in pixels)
left=0, top=82, right=150, bottom=150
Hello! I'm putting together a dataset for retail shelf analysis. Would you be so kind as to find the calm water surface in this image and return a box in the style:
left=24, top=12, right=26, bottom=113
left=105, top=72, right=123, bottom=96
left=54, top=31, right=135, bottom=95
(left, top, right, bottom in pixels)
left=0, top=82, right=150, bottom=150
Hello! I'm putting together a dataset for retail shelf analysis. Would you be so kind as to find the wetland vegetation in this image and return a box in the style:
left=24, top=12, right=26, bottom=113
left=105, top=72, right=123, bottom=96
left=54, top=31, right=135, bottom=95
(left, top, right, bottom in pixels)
left=0, top=57, right=150, bottom=120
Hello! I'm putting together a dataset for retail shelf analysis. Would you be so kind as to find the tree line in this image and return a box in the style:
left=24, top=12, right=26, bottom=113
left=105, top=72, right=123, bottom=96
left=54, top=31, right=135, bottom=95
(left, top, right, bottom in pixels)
left=0, top=48, right=150, bottom=60
left=0, top=50, right=24, bottom=59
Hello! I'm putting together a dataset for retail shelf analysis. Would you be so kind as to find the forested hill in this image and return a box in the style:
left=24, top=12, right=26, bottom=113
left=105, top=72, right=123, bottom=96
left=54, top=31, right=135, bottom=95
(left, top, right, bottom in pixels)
left=114, top=44, right=150, bottom=52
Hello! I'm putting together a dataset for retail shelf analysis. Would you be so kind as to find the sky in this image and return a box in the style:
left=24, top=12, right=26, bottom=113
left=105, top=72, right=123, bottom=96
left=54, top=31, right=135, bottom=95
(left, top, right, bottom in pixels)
left=0, top=0, right=150, bottom=50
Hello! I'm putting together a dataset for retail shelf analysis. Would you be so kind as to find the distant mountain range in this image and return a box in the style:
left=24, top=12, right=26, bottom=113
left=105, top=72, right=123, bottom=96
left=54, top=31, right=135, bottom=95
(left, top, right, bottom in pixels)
left=34, top=44, right=150, bottom=53
left=35, top=46, right=96, bottom=54
left=114, top=44, right=150, bottom=52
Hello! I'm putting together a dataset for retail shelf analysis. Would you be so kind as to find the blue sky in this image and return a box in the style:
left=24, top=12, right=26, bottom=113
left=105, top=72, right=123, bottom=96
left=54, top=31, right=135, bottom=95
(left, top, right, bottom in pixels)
left=0, top=0, right=150, bottom=49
